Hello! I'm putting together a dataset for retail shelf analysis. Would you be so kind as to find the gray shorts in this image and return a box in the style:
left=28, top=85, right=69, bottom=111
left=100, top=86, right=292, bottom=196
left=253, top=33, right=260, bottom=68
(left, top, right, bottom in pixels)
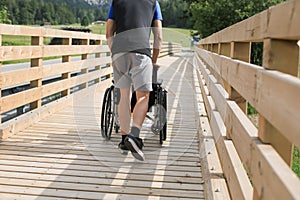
left=112, top=53, right=153, bottom=91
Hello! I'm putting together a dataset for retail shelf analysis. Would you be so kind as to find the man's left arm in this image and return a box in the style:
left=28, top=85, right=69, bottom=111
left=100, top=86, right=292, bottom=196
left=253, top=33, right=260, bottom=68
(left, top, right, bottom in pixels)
left=106, top=19, right=116, bottom=51
left=151, top=19, right=163, bottom=64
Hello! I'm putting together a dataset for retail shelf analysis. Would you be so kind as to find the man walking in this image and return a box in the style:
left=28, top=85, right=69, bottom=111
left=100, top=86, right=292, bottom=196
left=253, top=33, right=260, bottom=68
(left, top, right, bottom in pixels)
left=106, top=0, right=163, bottom=161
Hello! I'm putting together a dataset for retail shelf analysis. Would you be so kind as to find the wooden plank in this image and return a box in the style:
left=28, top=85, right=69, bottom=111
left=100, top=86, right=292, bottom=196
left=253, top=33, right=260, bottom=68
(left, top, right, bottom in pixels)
left=1, top=88, right=41, bottom=113
left=2, top=67, right=42, bottom=88
left=210, top=111, right=253, bottom=200
left=0, top=45, right=109, bottom=62
left=194, top=66, right=230, bottom=200
left=0, top=24, right=43, bottom=36
left=0, top=164, right=202, bottom=191
left=0, top=153, right=201, bottom=173
left=43, top=45, right=110, bottom=57
left=0, top=46, right=42, bottom=61
left=198, top=117, right=230, bottom=200
left=0, top=185, right=202, bottom=200
left=0, top=24, right=106, bottom=41
left=0, top=145, right=201, bottom=164
left=41, top=69, right=102, bottom=98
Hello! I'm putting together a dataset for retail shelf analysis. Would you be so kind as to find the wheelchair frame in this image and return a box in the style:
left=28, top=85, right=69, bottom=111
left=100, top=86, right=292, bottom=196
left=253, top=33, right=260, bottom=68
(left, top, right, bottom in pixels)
left=101, top=81, right=167, bottom=144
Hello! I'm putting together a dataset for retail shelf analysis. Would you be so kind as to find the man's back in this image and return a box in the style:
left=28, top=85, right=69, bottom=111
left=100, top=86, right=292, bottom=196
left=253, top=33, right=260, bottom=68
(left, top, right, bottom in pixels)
left=110, top=0, right=157, bottom=57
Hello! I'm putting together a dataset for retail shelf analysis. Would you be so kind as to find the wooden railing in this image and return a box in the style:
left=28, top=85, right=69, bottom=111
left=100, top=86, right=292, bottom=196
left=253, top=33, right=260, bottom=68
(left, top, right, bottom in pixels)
left=0, top=24, right=180, bottom=140
left=194, top=0, right=300, bottom=199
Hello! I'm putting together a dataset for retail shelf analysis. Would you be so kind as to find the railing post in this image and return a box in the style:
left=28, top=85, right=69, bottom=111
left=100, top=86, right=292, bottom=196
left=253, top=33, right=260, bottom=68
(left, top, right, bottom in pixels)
left=219, top=43, right=232, bottom=96
left=229, top=42, right=251, bottom=113
left=258, top=38, right=299, bottom=166
left=61, top=38, right=71, bottom=97
left=212, top=43, right=218, bottom=53
left=106, top=52, right=112, bottom=79
left=79, top=39, right=89, bottom=90
left=30, top=36, right=43, bottom=110
left=0, top=34, right=2, bottom=124
left=95, top=40, right=102, bottom=84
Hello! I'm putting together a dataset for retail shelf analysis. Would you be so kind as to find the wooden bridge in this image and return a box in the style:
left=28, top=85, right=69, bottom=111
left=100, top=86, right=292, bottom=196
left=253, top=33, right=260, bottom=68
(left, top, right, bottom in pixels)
left=0, top=1, right=299, bottom=199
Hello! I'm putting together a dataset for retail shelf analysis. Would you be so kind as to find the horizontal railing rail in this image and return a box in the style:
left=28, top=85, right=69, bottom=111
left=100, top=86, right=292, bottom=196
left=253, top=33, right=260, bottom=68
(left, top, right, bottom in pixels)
left=0, top=24, right=181, bottom=140
left=195, top=0, right=300, bottom=199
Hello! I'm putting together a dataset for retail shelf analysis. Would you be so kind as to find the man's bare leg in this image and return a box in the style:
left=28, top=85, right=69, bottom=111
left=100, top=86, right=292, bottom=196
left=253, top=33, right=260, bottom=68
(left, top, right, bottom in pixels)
left=124, top=90, right=150, bottom=161
left=117, top=88, right=131, bottom=153
left=132, top=91, right=150, bottom=129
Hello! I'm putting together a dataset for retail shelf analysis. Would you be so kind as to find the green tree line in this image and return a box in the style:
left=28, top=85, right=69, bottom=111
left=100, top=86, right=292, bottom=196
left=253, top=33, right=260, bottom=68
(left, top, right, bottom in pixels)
left=0, top=0, right=286, bottom=34
left=189, top=0, right=286, bottom=38
left=3, top=0, right=109, bottom=25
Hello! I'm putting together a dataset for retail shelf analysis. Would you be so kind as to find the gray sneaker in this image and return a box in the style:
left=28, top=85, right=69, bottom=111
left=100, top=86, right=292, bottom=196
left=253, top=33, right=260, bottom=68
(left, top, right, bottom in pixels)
left=124, top=135, right=145, bottom=161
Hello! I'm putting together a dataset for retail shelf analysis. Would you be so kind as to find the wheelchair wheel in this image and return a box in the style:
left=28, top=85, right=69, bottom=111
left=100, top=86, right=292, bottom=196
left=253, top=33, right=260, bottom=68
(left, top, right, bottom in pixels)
left=162, top=90, right=167, bottom=141
left=101, top=87, right=110, bottom=138
left=159, top=90, right=167, bottom=144
left=101, top=86, right=115, bottom=140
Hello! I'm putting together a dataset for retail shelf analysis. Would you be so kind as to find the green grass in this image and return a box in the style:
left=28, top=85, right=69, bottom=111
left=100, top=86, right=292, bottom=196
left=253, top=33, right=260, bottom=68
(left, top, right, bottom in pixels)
left=2, top=35, right=31, bottom=46
left=87, top=24, right=195, bottom=47
left=293, top=147, right=300, bottom=178
left=162, top=28, right=194, bottom=47
left=89, top=24, right=106, bottom=35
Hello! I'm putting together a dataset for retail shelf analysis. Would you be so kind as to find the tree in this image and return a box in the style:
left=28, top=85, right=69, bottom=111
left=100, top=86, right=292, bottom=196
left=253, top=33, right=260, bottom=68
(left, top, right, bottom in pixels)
left=190, top=0, right=286, bottom=38
left=81, top=16, right=89, bottom=26
left=159, top=0, right=193, bottom=29
left=0, top=0, right=11, bottom=24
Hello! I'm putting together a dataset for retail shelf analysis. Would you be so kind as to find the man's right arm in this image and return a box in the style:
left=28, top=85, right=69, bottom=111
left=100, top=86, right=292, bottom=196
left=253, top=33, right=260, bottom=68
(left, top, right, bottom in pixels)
left=106, top=19, right=116, bottom=51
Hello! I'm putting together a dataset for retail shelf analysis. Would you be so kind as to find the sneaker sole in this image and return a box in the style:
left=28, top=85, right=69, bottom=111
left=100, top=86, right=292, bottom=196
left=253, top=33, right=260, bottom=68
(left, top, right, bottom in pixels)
left=118, top=148, right=129, bottom=155
left=125, top=138, right=145, bottom=161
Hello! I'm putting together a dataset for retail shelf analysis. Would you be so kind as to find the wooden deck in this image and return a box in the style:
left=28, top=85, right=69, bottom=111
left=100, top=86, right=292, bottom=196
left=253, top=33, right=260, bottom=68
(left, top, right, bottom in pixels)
left=0, top=53, right=205, bottom=199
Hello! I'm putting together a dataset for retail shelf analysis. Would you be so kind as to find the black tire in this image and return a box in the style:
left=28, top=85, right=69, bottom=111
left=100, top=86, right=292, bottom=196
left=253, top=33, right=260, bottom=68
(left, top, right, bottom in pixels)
left=158, top=88, right=168, bottom=145
left=115, top=124, right=120, bottom=133
left=104, top=86, right=114, bottom=140
left=162, top=90, right=167, bottom=141
left=101, top=87, right=110, bottom=138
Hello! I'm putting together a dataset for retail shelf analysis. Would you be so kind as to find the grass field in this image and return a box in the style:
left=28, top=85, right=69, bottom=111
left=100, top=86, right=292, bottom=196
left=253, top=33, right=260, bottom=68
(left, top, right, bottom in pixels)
left=89, top=24, right=195, bottom=47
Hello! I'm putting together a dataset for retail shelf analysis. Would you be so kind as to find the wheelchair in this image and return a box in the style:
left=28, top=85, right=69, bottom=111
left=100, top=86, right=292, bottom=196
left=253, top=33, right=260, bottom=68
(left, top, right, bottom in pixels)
left=100, top=67, right=167, bottom=144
